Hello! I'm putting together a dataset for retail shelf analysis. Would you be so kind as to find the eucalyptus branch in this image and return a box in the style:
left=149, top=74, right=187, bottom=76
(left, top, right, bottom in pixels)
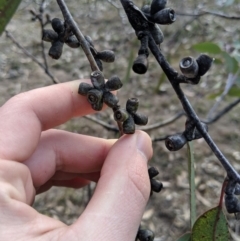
left=56, top=0, right=99, bottom=72
left=5, top=30, right=58, bottom=84
left=176, top=9, right=240, bottom=20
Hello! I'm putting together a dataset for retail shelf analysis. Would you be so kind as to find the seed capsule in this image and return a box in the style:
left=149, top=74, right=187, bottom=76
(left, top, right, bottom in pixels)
left=87, top=89, right=103, bottom=111
left=123, top=115, right=135, bottom=134
left=132, top=54, right=149, bottom=75
left=84, top=35, right=94, bottom=47
left=133, top=113, right=148, bottom=125
left=148, top=166, right=159, bottom=179
left=225, top=194, right=240, bottom=213
left=90, top=71, right=105, bottom=89
left=196, top=54, right=213, bottom=76
left=193, top=123, right=208, bottom=140
left=51, top=18, right=65, bottom=33
left=153, top=8, right=176, bottom=25
left=141, top=5, right=150, bottom=14
left=95, top=58, right=103, bottom=71
left=42, top=29, right=58, bottom=42
left=150, top=0, right=167, bottom=15
left=126, top=98, right=139, bottom=114
left=150, top=179, right=163, bottom=193
left=96, top=50, right=115, bottom=63
left=103, top=92, right=119, bottom=107
left=179, top=56, right=199, bottom=79
left=137, top=229, right=155, bottom=241
left=49, top=40, right=64, bottom=59
left=149, top=24, right=164, bottom=45
left=78, top=83, right=93, bottom=95
left=165, top=134, right=187, bottom=151
left=65, top=35, right=80, bottom=48
left=114, top=109, right=129, bottom=122
left=105, top=76, right=123, bottom=91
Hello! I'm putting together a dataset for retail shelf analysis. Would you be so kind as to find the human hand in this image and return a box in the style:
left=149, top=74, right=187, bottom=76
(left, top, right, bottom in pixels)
left=0, top=80, right=153, bottom=241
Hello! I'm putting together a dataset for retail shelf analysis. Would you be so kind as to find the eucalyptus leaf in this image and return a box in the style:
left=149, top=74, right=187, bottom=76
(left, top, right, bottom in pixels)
left=192, top=206, right=229, bottom=241
left=221, top=51, right=239, bottom=74
left=176, top=232, right=191, bottom=241
left=0, top=0, right=22, bottom=35
left=192, top=42, right=222, bottom=55
left=227, top=86, right=240, bottom=97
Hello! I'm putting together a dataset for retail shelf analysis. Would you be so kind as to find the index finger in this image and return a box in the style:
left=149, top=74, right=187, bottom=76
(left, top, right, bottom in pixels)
left=0, top=80, right=102, bottom=161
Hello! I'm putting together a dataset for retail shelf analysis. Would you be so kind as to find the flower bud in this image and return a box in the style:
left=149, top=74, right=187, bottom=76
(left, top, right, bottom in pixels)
left=126, top=98, right=139, bottom=113
left=153, top=8, right=176, bottom=25
left=49, top=40, right=64, bottom=59
left=196, top=54, right=213, bottom=76
left=149, top=24, right=164, bottom=45
left=103, top=92, right=119, bottom=107
left=137, top=229, right=155, bottom=241
left=132, top=54, right=149, bottom=74
left=225, top=194, right=240, bottom=213
left=123, top=115, right=135, bottom=134
left=65, top=35, right=80, bottom=48
left=51, top=18, right=65, bottom=33
left=133, top=113, right=148, bottom=125
left=78, top=83, right=93, bottom=95
left=148, top=166, right=159, bottom=179
left=150, top=0, right=167, bottom=15
left=179, top=56, right=199, bottom=79
left=90, top=70, right=105, bottom=89
left=150, top=179, right=163, bottom=193
left=114, top=109, right=129, bottom=122
left=165, top=134, right=187, bottom=151
left=42, top=29, right=58, bottom=42
left=105, top=76, right=123, bottom=91
left=96, top=50, right=115, bottom=63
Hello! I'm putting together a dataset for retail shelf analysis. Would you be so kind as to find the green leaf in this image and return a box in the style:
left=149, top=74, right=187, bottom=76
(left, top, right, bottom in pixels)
left=176, top=232, right=191, bottom=241
left=221, top=51, right=239, bottom=74
left=192, top=42, right=222, bottom=55
left=187, top=142, right=196, bottom=228
left=227, top=86, right=240, bottom=97
left=0, top=0, right=22, bottom=35
left=192, top=206, right=229, bottom=241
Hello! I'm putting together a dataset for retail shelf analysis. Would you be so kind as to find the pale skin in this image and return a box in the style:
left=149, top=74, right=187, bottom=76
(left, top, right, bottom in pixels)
left=0, top=79, right=153, bottom=241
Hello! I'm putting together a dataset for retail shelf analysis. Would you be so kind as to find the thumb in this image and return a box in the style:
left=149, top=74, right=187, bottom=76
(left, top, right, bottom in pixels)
left=72, top=130, right=153, bottom=241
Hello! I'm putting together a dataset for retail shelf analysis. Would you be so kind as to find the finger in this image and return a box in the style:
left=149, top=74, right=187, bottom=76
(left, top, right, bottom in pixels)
left=0, top=79, right=110, bottom=161
left=70, top=131, right=153, bottom=241
left=24, top=129, right=115, bottom=188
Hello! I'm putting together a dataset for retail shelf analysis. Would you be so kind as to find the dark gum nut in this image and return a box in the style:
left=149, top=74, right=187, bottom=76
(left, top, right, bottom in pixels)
left=48, top=41, right=64, bottom=59
left=194, top=123, right=208, bottom=139
left=196, top=54, right=213, bottom=76
left=148, top=166, right=159, bottom=179
left=114, top=109, right=129, bottom=122
left=150, top=179, right=163, bottom=193
left=105, top=76, right=123, bottom=91
left=103, top=92, right=119, bottom=107
left=42, top=29, right=58, bottom=42
left=84, top=35, right=94, bottom=47
left=95, top=58, right=103, bottom=71
left=153, top=8, right=176, bottom=25
left=126, top=98, right=139, bottom=113
left=123, top=116, right=135, bottom=134
left=87, top=89, right=103, bottom=105
left=51, top=18, right=64, bottom=33
left=91, top=100, right=103, bottom=111
left=96, top=50, right=115, bottom=63
left=137, top=229, right=155, bottom=241
left=179, top=56, right=199, bottom=79
left=150, top=0, right=167, bottom=15
left=132, top=54, right=148, bottom=75
left=234, top=184, right=240, bottom=195
left=78, top=83, right=93, bottom=96
left=141, top=5, right=150, bottom=14
left=65, top=35, right=80, bottom=48
left=133, top=113, right=148, bottom=126
left=225, top=194, right=240, bottom=213
left=165, top=134, right=187, bottom=151
left=90, top=70, right=105, bottom=89
left=150, top=24, right=164, bottom=45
